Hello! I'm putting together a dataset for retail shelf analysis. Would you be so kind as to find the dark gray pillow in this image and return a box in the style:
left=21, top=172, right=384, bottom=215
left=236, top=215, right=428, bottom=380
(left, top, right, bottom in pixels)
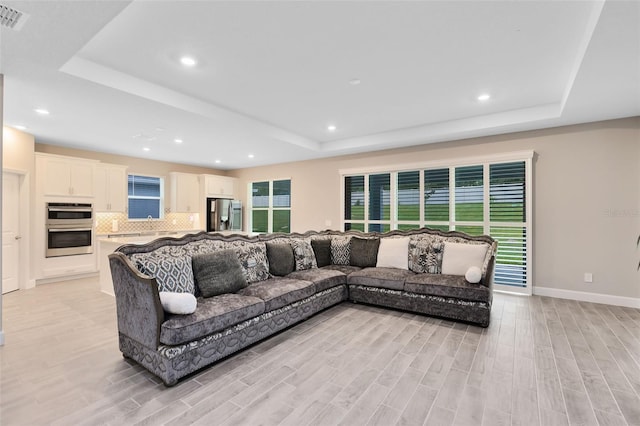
left=266, top=242, right=295, bottom=276
left=311, top=239, right=331, bottom=267
left=350, top=237, right=380, bottom=267
left=192, top=249, right=248, bottom=298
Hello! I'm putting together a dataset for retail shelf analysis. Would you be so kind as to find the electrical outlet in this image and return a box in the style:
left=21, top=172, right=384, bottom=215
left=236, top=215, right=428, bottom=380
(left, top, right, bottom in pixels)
left=584, top=272, right=593, bottom=283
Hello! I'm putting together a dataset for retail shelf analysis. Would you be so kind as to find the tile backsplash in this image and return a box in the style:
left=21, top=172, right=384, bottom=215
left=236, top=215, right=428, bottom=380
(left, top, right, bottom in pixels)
left=95, top=212, right=201, bottom=235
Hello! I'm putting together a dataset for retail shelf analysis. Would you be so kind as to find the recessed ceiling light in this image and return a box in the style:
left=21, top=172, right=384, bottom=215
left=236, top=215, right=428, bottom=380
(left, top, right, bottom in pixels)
left=477, top=94, right=491, bottom=102
left=327, top=125, right=337, bottom=132
left=180, top=56, right=197, bottom=67
left=34, top=108, right=49, bottom=115
left=214, top=160, right=221, bottom=164
left=174, top=138, right=183, bottom=144
left=248, top=154, right=254, bottom=159
left=143, top=147, right=150, bottom=152
left=14, top=125, right=27, bottom=130
left=349, top=78, right=361, bottom=85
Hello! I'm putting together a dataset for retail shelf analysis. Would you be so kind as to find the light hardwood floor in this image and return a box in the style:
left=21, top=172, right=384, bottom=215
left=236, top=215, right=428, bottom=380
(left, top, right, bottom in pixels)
left=1, top=277, right=639, bottom=426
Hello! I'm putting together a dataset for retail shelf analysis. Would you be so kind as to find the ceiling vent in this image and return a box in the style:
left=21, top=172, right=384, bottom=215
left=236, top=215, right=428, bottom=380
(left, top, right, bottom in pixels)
left=0, top=4, right=29, bottom=31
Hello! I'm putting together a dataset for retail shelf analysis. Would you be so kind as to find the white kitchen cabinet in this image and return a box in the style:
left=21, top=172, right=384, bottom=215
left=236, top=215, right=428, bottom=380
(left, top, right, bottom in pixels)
left=204, top=174, right=236, bottom=198
left=95, top=164, right=128, bottom=212
left=38, top=154, right=96, bottom=197
left=170, top=172, right=199, bottom=212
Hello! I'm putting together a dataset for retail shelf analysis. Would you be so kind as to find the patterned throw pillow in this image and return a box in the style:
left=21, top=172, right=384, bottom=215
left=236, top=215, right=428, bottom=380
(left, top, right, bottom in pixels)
left=136, top=255, right=195, bottom=294
left=331, top=236, right=352, bottom=265
left=408, top=239, right=431, bottom=273
left=290, top=239, right=318, bottom=271
left=235, top=243, right=270, bottom=283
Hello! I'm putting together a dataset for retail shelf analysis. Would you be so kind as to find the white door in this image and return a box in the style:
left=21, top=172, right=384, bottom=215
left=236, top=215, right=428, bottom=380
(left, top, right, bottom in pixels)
left=2, top=172, right=20, bottom=294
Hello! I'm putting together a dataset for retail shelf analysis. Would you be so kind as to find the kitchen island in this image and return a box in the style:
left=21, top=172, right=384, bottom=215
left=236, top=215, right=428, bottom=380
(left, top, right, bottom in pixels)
left=98, top=230, right=199, bottom=295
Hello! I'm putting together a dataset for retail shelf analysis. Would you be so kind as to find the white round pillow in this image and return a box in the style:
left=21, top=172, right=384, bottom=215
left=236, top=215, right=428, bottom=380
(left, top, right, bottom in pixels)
left=159, top=292, right=197, bottom=315
left=465, top=266, right=482, bottom=284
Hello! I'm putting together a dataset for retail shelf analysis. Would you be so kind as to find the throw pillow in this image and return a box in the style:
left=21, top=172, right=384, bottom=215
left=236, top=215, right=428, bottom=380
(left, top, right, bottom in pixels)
left=350, top=237, right=380, bottom=267
left=376, top=237, right=410, bottom=270
left=137, top=255, right=195, bottom=294
left=465, top=266, right=482, bottom=284
left=266, top=242, right=295, bottom=276
left=235, top=243, right=271, bottom=283
left=331, top=236, right=352, bottom=265
left=311, top=239, right=331, bottom=267
left=191, top=249, right=248, bottom=297
left=441, top=242, right=489, bottom=276
left=291, top=239, right=318, bottom=271
left=158, top=292, right=197, bottom=315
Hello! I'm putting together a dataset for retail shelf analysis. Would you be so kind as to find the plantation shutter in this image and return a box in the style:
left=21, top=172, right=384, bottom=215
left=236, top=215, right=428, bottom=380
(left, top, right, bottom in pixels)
left=489, top=161, right=527, bottom=287
left=424, top=168, right=449, bottom=222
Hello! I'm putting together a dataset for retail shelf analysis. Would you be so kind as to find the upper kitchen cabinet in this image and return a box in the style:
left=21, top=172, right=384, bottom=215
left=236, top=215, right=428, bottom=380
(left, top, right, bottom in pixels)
left=95, top=163, right=128, bottom=212
left=203, top=174, right=237, bottom=198
left=170, top=172, right=199, bottom=212
left=37, top=153, right=97, bottom=197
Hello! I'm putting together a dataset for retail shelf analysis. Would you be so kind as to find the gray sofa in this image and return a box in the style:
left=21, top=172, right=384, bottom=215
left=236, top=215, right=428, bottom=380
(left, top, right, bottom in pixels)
left=109, top=228, right=496, bottom=386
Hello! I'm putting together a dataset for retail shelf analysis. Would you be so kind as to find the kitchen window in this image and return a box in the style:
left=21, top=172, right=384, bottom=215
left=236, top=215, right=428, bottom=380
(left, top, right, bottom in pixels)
left=128, top=175, right=164, bottom=219
left=250, top=179, right=291, bottom=233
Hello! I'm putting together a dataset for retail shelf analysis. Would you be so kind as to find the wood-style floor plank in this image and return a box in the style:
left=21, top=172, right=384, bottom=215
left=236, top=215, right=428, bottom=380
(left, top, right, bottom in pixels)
left=1, top=277, right=640, bottom=425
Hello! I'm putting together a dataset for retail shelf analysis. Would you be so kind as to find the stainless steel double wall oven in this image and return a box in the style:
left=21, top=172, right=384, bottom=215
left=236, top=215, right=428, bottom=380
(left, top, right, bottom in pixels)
left=46, top=202, right=94, bottom=257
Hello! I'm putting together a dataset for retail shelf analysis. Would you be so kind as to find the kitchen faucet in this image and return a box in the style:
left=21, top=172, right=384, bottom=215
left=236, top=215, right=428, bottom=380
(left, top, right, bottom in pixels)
left=147, top=215, right=153, bottom=230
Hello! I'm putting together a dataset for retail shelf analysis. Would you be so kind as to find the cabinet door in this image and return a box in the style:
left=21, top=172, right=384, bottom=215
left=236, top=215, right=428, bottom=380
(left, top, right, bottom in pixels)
left=70, top=163, right=94, bottom=197
left=205, top=175, right=236, bottom=198
left=43, top=159, right=72, bottom=196
left=94, top=167, right=109, bottom=211
left=172, top=173, right=199, bottom=212
left=107, top=167, right=127, bottom=212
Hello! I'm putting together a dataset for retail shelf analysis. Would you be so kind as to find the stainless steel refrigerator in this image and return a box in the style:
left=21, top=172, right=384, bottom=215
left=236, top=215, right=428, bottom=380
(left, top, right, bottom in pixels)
left=206, top=198, right=242, bottom=232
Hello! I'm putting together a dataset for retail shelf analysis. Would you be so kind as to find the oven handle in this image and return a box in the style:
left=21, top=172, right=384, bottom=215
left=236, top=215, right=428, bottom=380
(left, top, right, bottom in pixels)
left=48, top=208, right=93, bottom=213
left=47, top=228, right=93, bottom=232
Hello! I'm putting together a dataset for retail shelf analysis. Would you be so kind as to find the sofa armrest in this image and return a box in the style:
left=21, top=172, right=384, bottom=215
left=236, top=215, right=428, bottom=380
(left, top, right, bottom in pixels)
left=109, top=252, right=164, bottom=350
left=481, top=242, right=498, bottom=288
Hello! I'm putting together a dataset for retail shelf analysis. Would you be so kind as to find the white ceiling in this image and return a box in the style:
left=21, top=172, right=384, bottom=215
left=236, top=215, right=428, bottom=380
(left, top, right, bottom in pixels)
left=1, top=0, right=639, bottom=170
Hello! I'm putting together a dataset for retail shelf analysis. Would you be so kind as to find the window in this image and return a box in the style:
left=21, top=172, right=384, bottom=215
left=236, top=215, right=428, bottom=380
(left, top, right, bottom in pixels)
left=250, top=179, right=291, bottom=233
left=341, top=152, right=532, bottom=293
left=128, top=175, right=163, bottom=219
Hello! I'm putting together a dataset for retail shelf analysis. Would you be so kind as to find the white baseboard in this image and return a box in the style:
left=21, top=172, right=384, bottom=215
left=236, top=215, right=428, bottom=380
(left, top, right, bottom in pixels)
left=534, top=286, right=640, bottom=309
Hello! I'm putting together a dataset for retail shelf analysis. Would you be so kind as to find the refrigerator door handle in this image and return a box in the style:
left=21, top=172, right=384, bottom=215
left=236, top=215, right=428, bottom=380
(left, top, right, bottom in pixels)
left=228, top=201, right=234, bottom=230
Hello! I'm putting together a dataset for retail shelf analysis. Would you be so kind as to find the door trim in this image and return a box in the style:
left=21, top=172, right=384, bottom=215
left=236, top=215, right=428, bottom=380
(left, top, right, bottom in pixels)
left=2, top=169, right=32, bottom=290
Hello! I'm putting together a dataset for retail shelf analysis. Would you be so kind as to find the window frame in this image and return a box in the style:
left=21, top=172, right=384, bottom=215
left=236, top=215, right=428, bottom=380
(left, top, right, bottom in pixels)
left=127, top=174, right=165, bottom=220
left=249, top=178, right=292, bottom=234
left=340, top=151, right=533, bottom=295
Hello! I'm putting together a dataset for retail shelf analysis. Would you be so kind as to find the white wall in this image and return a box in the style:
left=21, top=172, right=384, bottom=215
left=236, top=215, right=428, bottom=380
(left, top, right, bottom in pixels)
left=229, top=117, right=640, bottom=301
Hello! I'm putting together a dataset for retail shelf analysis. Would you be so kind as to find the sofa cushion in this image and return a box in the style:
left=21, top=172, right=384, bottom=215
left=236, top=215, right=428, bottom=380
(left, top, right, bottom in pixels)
left=347, top=267, right=415, bottom=291
left=321, top=264, right=363, bottom=275
left=404, top=274, right=491, bottom=304
left=235, top=243, right=271, bottom=283
left=376, top=237, right=409, bottom=270
left=192, top=250, right=248, bottom=298
left=159, top=293, right=265, bottom=345
left=331, top=236, right=352, bottom=265
left=137, top=255, right=195, bottom=294
left=408, top=239, right=444, bottom=274
left=266, top=242, right=295, bottom=276
left=441, top=242, right=489, bottom=276
left=286, top=268, right=347, bottom=292
left=291, top=239, right=318, bottom=271
left=311, top=239, right=331, bottom=267
left=238, top=277, right=316, bottom=311
left=350, top=237, right=380, bottom=267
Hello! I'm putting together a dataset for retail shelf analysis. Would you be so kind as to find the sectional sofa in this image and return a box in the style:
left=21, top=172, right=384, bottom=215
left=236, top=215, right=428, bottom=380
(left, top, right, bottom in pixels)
left=109, top=228, right=497, bottom=386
